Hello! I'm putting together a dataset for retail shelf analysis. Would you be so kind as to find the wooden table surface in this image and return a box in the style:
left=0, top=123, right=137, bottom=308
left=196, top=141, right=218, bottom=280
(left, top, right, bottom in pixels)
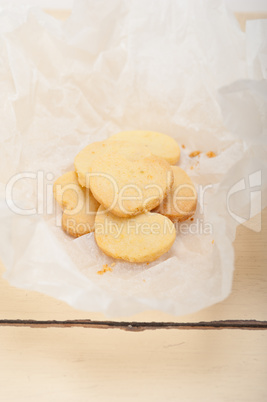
left=1, top=10, right=267, bottom=402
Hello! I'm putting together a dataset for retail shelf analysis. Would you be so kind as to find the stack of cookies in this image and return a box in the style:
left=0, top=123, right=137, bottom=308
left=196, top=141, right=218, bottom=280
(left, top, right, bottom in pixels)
left=53, top=131, right=197, bottom=263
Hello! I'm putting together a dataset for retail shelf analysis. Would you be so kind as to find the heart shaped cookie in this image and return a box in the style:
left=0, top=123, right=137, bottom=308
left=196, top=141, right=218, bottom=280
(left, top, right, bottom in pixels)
left=155, top=166, right=197, bottom=221
left=88, top=141, right=173, bottom=217
left=94, top=205, right=176, bottom=262
left=53, top=171, right=99, bottom=237
left=108, top=130, right=180, bottom=164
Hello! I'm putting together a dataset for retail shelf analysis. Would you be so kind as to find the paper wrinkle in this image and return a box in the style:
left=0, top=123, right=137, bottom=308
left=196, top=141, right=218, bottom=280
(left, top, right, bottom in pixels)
left=0, top=0, right=266, bottom=317
left=246, top=19, right=267, bottom=80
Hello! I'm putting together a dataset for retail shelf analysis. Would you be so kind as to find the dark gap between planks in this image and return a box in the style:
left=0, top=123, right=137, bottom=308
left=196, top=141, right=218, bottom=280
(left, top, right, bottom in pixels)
left=0, top=319, right=267, bottom=331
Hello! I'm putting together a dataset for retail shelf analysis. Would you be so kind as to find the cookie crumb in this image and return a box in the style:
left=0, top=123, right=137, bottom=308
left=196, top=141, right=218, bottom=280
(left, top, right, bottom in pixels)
left=182, top=144, right=186, bottom=149
left=190, top=217, right=194, bottom=221
left=189, top=151, right=201, bottom=158
left=110, top=263, right=116, bottom=267
left=212, top=239, right=214, bottom=244
left=190, top=166, right=194, bottom=170
left=143, top=279, right=146, bottom=282
left=146, top=262, right=149, bottom=265
left=97, top=264, right=113, bottom=275
left=206, top=151, right=216, bottom=158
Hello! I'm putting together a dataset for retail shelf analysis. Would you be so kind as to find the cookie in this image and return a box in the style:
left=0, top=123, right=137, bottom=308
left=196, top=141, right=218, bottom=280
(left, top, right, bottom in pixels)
left=53, top=171, right=99, bottom=237
left=155, top=166, right=197, bottom=221
left=74, top=141, right=110, bottom=188
left=94, top=205, right=176, bottom=263
left=108, top=130, right=180, bottom=164
left=89, top=140, right=174, bottom=217
left=61, top=207, right=97, bottom=238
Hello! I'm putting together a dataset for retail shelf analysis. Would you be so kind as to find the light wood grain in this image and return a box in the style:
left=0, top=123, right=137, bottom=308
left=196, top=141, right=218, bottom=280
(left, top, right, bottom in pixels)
left=0, top=327, right=266, bottom=402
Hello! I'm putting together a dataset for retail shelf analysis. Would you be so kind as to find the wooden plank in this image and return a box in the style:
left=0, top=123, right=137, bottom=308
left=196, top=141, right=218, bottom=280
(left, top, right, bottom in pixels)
left=0, top=319, right=267, bottom=330
left=0, top=327, right=266, bottom=402
left=0, top=207, right=266, bottom=322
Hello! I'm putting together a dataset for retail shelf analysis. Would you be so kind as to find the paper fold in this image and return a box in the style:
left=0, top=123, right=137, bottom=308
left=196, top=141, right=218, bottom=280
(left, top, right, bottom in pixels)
left=0, top=1, right=266, bottom=317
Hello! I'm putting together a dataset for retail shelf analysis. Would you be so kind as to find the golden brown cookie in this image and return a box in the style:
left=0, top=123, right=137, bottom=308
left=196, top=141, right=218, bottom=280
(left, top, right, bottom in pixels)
left=74, top=141, right=109, bottom=188
left=108, top=130, right=180, bottom=164
left=155, top=166, right=197, bottom=221
left=88, top=141, right=173, bottom=218
left=94, top=205, right=176, bottom=263
left=53, top=171, right=99, bottom=237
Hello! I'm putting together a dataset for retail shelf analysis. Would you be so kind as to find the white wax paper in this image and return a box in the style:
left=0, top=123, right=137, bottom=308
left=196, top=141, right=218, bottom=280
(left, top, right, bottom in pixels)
left=0, top=0, right=266, bottom=317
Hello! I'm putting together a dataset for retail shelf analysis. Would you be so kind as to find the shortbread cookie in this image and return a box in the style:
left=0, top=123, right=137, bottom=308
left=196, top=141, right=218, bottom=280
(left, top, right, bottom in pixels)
left=54, top=171, right=84, bottom=209
left=94, top=205, right=176, bottom=263
left=155, top=166, right=197, bottom=221
left=74, top=141, right=109, bottom=188
left=53, top=171, right=99, bottom=237
left=89, top=141, right=174, bottom=217
left=61, top=207, right=98, bottom=238
left=108, top=130, right=180, bottom=164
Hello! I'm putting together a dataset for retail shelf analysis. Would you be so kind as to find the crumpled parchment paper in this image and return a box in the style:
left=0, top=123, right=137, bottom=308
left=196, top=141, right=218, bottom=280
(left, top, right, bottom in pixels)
left=0, top=0, right=266, bottom=317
